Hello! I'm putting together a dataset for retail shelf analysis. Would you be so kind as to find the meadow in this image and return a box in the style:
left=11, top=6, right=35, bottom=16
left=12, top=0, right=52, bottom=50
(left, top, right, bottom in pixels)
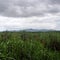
left=0, top=31, right=60, bottom=60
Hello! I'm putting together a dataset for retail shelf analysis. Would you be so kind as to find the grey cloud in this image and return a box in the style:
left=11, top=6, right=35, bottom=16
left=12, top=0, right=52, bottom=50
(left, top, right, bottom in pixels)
left=0, top=0, right=60, bottom=17
left=46, top=5, right=60, bottom=14
left=49, top=0, right=60, bottom=4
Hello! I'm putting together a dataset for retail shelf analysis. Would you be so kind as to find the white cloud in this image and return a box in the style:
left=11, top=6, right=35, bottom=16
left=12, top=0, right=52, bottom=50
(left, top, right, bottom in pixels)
left=0, top=14, right=59, bottom=31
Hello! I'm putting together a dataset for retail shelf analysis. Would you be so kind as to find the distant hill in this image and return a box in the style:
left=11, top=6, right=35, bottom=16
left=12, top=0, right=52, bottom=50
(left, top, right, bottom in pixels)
left=22, top=29, right=56, bottom=32
left=0, top=29, right=58, bottom=32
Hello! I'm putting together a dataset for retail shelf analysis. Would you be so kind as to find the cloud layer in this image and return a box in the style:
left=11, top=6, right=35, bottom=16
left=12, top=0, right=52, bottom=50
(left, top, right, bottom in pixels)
left=0, top=0, right=60, bottom=31
left=0, top=0, right=60, bottom=17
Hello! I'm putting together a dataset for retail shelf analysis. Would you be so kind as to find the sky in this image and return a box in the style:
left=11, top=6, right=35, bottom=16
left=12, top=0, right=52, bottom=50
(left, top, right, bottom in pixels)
left=0, top=0, right=60, bottom=31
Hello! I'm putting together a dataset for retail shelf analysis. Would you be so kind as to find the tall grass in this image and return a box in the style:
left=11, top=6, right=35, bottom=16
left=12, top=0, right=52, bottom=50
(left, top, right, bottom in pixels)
left=0, top=31, right=60, bottom=60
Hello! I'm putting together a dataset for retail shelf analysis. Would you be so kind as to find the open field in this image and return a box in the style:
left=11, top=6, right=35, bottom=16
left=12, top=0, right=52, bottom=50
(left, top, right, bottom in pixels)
left=0, top=31, right=60, bottom=60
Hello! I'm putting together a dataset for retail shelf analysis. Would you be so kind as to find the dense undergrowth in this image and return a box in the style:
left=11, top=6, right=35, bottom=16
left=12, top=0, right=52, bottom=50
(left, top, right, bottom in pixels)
left=0, top=31, right=60, bottom=60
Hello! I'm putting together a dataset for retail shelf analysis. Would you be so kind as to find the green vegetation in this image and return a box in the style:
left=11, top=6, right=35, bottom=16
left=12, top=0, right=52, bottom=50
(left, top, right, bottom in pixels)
left=0, top=31, right=60, bottom=60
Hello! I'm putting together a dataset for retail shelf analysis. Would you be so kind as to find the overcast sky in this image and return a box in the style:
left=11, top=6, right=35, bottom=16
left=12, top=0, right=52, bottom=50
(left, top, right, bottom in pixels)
left=0, top=0, right=60, bottom=31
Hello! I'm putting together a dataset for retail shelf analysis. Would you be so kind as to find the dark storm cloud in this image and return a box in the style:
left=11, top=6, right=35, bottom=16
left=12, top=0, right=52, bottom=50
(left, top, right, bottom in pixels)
left=0, top=0, right=60, bottom=17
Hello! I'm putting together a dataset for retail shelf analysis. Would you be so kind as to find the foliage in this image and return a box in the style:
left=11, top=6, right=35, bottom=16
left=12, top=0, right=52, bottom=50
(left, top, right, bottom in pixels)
left=0, top=31, right=60, bottom=60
